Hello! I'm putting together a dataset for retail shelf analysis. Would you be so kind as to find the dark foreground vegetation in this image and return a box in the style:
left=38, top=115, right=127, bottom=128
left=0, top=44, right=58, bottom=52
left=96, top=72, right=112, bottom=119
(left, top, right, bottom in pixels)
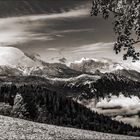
left=0, top=84, right=139, bottom=137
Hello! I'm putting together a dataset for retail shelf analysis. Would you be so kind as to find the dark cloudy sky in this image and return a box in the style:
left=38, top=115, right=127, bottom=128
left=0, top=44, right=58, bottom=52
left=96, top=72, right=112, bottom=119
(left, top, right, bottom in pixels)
left=0, top=0, right=132, bottom=63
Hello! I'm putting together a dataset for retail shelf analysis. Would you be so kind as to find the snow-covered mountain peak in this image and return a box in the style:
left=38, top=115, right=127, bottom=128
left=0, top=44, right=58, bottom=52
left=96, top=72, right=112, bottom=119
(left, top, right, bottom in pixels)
left=0, top=47, right=41, bottom=68
left=123, top=61, right=140, bottom=73
left=74, top=57, right=100, bottom=64
left=0, top=47, right=81, bottom=77
left=73, top=57, right=111, bottom=64
left=70, top=57, right=126, bottom=73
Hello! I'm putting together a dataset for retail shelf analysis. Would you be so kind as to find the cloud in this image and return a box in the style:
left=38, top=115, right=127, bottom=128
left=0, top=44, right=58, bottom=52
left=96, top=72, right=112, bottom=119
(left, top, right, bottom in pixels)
left=82, top=93, right=140, bottom=127
left=47, top=48, right=58, bottom=51
left=53, top=28, right=95, bottom=34
left=114, top=115, right=140, bottom=128
left=96, top=94, right=140, bottom=109
left=0, top=6, right=90, bottom=46
left=0, top=7, right=89, bottom=24
left=71, top=42, right=114, bottom=54
left=27, top=8, right=89, bottom=21
left=28, top=33, right=53, bottom=41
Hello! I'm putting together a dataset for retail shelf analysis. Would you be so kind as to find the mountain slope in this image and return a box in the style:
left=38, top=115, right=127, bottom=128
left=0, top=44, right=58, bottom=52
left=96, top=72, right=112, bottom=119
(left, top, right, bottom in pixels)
left=0, top=115, right=139, bottom=140
left=30, top=63, right=82, bottom=78
left=70, top=57, right=140, bottom=73
left=70, top=57, right=140, bottom=81
left=0, top=72, right=139, bottom=98
left=0, top=66, right=22, bottom=76
left=114, top=69, right=140, bottom=82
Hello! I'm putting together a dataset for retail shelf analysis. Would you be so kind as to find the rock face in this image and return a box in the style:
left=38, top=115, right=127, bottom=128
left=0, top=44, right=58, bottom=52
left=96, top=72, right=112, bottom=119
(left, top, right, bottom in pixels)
left=30, top=63, right=82, bottom=78
left=0, top=115, right=139, bottom=140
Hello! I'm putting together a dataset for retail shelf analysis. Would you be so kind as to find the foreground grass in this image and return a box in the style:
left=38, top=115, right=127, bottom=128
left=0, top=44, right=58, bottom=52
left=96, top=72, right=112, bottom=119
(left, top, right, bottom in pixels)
left=0, top=115, right=139, bottom=140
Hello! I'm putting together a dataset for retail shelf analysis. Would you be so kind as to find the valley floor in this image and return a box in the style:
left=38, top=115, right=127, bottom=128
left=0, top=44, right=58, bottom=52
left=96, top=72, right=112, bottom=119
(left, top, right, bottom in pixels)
left=0, top=115, right=139, bottom=140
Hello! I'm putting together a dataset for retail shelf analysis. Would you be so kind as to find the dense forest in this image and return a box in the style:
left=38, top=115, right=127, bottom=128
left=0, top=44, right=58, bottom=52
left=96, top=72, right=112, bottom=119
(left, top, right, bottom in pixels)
left=0, top=84, right=139, bottom=136
left=63, top=73, right=140, bottom=100
left=93, top=73, right=140, bottom=98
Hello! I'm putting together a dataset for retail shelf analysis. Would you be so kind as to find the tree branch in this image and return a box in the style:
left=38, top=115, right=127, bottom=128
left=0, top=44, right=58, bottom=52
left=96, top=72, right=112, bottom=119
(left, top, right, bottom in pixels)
left=132, top=40, right=140, bottom=45
left=107, top=7, right=123, bottom=16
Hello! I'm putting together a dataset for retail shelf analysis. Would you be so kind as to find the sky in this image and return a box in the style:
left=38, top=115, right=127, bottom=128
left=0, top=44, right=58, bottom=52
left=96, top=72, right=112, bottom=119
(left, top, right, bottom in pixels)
left=0, top=0, right=135, bottom=64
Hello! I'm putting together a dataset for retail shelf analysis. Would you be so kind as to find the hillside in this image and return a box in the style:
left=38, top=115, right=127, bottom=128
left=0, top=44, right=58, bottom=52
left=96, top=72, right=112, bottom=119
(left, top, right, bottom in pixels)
left=0, top=115, right=139, bottom=140
left=0, top=84, right=139, bottom=137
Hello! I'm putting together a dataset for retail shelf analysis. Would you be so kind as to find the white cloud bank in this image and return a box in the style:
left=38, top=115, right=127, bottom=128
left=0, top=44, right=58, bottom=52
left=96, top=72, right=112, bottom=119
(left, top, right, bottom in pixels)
left=96, top=94, right=140, bottom=109
left=80, top=93, right=140, bottom=127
